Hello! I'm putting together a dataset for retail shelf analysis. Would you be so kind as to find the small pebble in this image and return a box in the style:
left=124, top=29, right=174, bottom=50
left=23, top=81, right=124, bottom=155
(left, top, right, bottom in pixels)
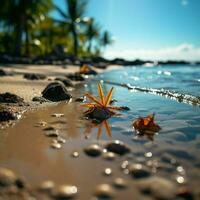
left=103, top=152, right=117, bottom=161
left=84, top=144, right=102, bottom=157
left=53, top=185, right=78, bottom=199
left=0, top=168, right=17, bottom=187
left=51, top=113, right=64, bottom=118
left=71, top=151, right=79, bottom=158
left=56, top=137, right=66, bottom=144
left=104, top=168, right=112, bottom=176
left=113, top=178, right=127, bottom=189
left=45, top=131, right=59, bottom=137
left=105, top=140, right=131, bottom=155
left=38, top=180, right=55, bottom=193
left=94, top=184, right=115, bottom=199
left=129, top=163, right=151, bottom=179
left=121, top=160, right=129, bottom=169
left=51, top=141, right=62, bottom=149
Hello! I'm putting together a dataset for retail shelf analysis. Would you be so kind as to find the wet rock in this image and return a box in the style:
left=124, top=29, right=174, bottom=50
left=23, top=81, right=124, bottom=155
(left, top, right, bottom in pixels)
left=51, top=141, right=62, bottom=149
left=129, top=164, right=151, bottom=179
left=66, top=73, right=85, bottom=81
left=51, top=113, right=64, bottom=118
left=15, top=177, right=26, bottom=189
left=104, top=168, right=112, bottom=176
left=71, top=151, right=79, bottom=158
left=105, top=140, right=131, bottom=155
left=53, top=185, right=78, bottom=199
left=103, top=152, right=117, bottom=161
left=45, top=131, right=59, bottom=137
left=0, top=168, right=17, bottom=187
left=23, top=73, right=46, bottom=80
left=56, top=137, right=66, bottom=144
left=84, top=144, right=102, bottom=157
left=0, top=92, right=24, bottom=103
left=38, top=180, right=55, bottom=193
left=75, top=96, right=86, bottom=102
left=113, top=178, right=127, bottom=189
left=0, top=108, right=18, bottom=122
left=94, top=184, right=115, bottom=199
left=32, top=96, right=50, bottom=103
left=43, top=126, right=56, bottom=131
left=137, top=176, right=177, bottom=199
left=110, top=99, right=118, bottom=105
left=55, top=77, right=74, bottom=87
left=42, top=82, right=72, bottom=102
left=176, top=187, right=194, bottom=200
left=85, top=107, right=112, bottom=121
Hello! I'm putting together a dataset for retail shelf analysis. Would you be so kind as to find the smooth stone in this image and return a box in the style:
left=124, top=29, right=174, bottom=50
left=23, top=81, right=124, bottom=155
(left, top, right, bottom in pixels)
left=0, top=92, right=24, bottom=103
left=45, top=131, right=59, bottom=137
left=55, top=77, right=74, bottom=87
left=94, top=184, right=115, bottom=199
left=104, top=168, right=112, bottom=176
left=137, top=176, right=177, bottom=199
left=71, top=151, right=79, bottom=158
left=23, top=73, right=46, bottom=80
left=85, top=107, right=112, bottom=121
left=66, top=73, right=85, bottom=81
left=0, top=168, right=17, bottom=187
left=32, top=96, right=50, bottom=103
left=113, top=178, right=127, bottom=189
left=38, top=180, right=55, bottom=193
left=51, top=113, right=64, bottom=118
left=129, top=164, right=151, bottom=179
left=53, top=185, right=78, bottom=199
left=42, top=82, right=72, bottom=102
left=56, top=137, right=66, bottom=144
left=51, top=141, right=62, bottom=149
left=84, top=144, right=102, bottom=157
left=43, top=126, right=56, bottom=131
left=105, top=140, right=131, bottom=155
left=103, top=152, right=117, bottom=161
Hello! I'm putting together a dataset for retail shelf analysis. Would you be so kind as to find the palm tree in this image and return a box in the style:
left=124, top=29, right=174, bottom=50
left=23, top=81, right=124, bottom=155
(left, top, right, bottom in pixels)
left=85, top=18, right=100, bottom=54
left=101, top=31, right=113, bottom=50
left=0, top=0, right=53, bottom=56
left=55, top=0, right=88, bottom=57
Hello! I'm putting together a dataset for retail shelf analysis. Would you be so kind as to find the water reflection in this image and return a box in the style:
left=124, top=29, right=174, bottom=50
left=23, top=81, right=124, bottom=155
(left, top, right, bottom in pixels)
left=84, top=120, right=112, bottom=140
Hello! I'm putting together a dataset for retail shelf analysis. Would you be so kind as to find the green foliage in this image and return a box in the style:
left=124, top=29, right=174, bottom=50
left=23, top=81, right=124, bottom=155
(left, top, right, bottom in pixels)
left=0, top=0, right=113, bottom=57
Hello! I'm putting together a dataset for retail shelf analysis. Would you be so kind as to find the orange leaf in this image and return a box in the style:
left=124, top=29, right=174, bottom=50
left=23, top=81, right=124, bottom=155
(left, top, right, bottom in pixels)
left=85, top=93, right=103, bottom=106
left=104, top=120, right=112, bottom=138
left=98, top=83, right=105, bottom=105
left=104, top=87, right=114, bottom=106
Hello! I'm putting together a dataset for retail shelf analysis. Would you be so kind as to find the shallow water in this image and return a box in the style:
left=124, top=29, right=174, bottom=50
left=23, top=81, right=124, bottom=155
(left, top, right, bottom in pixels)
left=0, top=65, right=200, bottom=199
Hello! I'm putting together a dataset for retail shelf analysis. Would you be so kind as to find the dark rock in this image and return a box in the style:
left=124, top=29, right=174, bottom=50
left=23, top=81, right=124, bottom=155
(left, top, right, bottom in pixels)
left=0, top=92, right=24, bottom=103
left=66, top=73, right=85, bottom=81
left=105, top=140, right=131, bottom=155
left=85, top=107, right=112, bottom=122
left=55, top=77, right=74, bottom=87
left=94, top=184, right=115, bottom=199
left=23, top=73, right=46, bottom=80
left=0, top=168, right=17, bottom=187
left=84, top=144, right=102, bottom=157
left=42, top=82, right=72, bottom=102
left=0, top=108, right=18, bottom=121
left=15, top=177, right=26, bottom=189
left=119, top=106, right=130, bottom=111
left=129, top=164, right=151, bottom=179
left=32, top=96, right=50, bottom=103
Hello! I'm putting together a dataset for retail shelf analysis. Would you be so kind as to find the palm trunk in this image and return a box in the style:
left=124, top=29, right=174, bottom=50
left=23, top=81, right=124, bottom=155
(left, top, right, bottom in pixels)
left=14, top=22, right=23, bottom=56
left=25, top=23, right=30, bottom=55
left=72, top=23, right=78, bottom=57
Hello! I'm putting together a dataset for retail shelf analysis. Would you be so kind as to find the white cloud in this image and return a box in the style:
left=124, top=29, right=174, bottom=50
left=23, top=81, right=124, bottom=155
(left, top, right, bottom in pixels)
left=104, top=43, right=200, bottom=61
left=181, top=0, right=188, bottom=6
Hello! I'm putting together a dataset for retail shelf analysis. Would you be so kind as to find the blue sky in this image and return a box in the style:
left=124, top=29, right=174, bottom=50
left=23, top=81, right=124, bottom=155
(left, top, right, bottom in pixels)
left=53, top=0, right=200, bottom=61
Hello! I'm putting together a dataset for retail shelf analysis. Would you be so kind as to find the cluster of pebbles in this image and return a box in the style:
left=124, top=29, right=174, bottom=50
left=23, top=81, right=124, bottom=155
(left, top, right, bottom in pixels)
left=0, top=137, right=194, bottom=200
